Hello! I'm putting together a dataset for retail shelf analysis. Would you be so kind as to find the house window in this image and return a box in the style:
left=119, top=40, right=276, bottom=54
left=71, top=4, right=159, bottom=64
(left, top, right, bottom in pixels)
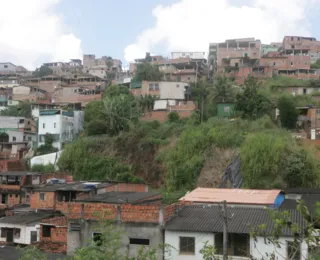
left=316, top=109, right=320, bottom=115
left=15, top=195, right=18, bottom=198
left=298, top=37, right=301, bottom=41
left=215, top=233, right=250, bottom=257
left=176, top=84, right=180, bottom=88
left=43, top=123, right=45, bottom=129
left=273, top=62, right=276, bottom=66
left=14, top=229, right=20, bottom=239
left=291, top=62, right=294, bottom=66
left=30, top=231, right=37, bottom=243
left=28, top=137, right=32, bottom=141
left=179, top=237, right=195, bottom=255
left=4, top=65, right=8, bottom=68
left=39, top=192, right=45, bottom=201
left=154, top=83, right=159, bottom=90
left=129, top=238, right=150, bottom=246
left=42, top=225, right=52, bottom=237
left=1, top=228, right=7, bottom=238
left=54, top=122, right=56, bottom=128
left=148, top=84, right=154, bottom=90
left=303, top=88, right=307, bottom=95
left=292, top=45, right=295, bottom=49
left=287, top=241, right=301, bottom=260
left=93, top=232, right=102, bottom=246
left=19, top=119, right=24, bottom=124
left=12, top=137, right=16, bottom=142
left=291, top=37, right=294, bottom=41
left=188, top=77, right=191, bottom=80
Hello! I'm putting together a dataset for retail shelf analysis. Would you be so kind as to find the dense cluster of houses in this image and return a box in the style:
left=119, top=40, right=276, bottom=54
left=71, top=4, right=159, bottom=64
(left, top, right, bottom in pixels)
left=0, top=172, right=319, bottom=259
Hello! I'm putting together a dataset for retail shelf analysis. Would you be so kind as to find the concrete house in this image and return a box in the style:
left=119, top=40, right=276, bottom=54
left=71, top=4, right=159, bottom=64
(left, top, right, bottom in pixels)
left=38, top=109, right=84, bottom=150
left=0, top=212, right=54, bottom=245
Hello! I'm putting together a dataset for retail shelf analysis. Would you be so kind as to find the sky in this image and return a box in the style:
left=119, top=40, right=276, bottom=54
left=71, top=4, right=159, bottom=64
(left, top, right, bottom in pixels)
left=0, top=0, right=320, bottom=70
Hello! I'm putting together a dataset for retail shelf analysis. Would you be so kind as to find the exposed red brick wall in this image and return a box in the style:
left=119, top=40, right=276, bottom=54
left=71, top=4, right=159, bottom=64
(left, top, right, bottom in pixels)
left=7, top=193, right=20, bottom=206
left=30, top=192, right=55, bottom=209
left=51, top=227, right=67, bottom=243
left=164, top=203, right=179, bottom=222
left=0, top=160, right=26, bottom=172
left=141, top=110, right=193, bottom=122
left=42, top=216, right=67, bottom=226
left=120, top=205, right=160, bottom=223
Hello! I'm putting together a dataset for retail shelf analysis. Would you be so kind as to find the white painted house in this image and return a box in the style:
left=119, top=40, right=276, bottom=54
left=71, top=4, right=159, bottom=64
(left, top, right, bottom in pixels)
left=164, top=205, right=311, bottom=260
left=0, top=212, right=54, bottom=245
left=38, top=109, right=84, bottom=150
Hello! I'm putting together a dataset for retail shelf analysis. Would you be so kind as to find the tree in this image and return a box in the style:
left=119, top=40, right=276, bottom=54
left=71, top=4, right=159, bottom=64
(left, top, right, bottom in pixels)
left=240, top=131, right=294, bottom=188
left=278, top=95, right=298, bottom=129
left=102, top=94, right=141, bottom=136
left=134, top=63, right=163, bottom=81
left=36, top=134, right=58, bottom=155
left=84, top=100, right=104, bottom=125
left=104, top=85, right=129, bottom=98
left=0, top=102, right=32, bottom=117
left=235, top=76, right=273, bottom=120
left=33, top=65, right=53, bottom=77
left=86, top=120, right=107, bottom=136
left=283, top=149, right=320, bottom=188
left=106, top=56, right=113, bottom=68
left=311, top=59, right=320, bottom=69
left=168, top=112, right=180, bottom=123
left=209, top=75, right=235, bottom=103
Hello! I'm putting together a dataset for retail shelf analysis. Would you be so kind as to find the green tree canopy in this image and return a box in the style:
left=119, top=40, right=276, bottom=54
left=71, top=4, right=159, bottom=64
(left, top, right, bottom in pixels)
left=134, top=63, right=163, bottom=81
left=235, top=76, right=273, bottom=120
left=278, top=95, right=299, bottom=129
left=104, top=85, right=129, bottom=97
left=33, top=65, right=53, bottom=77
left=0, top=102, right=32, bottom=117
left=84, top=100, right=104, bottom=125
left=86, top=120, right=108, bottom=136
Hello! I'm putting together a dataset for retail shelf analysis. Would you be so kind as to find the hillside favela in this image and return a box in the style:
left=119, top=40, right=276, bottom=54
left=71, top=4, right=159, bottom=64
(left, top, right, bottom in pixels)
left=0, top=1, right=320, bottom=260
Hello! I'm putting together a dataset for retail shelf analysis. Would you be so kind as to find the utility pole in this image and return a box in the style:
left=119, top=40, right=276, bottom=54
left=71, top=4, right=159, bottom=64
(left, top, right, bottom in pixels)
left=222, top=200, right=228, bottom=260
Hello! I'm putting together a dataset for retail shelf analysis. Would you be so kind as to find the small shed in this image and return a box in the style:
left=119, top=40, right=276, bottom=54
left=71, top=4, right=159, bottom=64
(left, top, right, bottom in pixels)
left=217, top=103, right=234, bottom=117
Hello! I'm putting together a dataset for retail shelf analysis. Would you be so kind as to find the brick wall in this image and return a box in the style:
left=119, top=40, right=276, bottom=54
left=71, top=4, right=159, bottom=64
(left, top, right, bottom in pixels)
left=163, top=203, right=179, bottom=222
left=141, top=110, right=193, bottom=122
left=7, top=193, right=20, bottom=206
left=30, top=192, right=55, bottom=209
left=105, top=183, right=149, bottom=192
left=0, top=160, right=26, bottom=172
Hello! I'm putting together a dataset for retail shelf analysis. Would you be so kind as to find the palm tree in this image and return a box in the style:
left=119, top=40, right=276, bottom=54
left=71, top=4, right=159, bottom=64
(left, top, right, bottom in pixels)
left=209, top=75, right=235, bottom=103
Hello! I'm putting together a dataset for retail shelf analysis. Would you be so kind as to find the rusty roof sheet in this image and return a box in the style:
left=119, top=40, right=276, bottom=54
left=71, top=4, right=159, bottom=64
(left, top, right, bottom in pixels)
left=179, top=188, right=281, bottom=205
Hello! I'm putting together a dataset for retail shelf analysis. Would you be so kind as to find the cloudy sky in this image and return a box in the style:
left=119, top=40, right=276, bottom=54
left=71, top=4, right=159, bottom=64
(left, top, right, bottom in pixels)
left=1, top=0, right=319, bottom=69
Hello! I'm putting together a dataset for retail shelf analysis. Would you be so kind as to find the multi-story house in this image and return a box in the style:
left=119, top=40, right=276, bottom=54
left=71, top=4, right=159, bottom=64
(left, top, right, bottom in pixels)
left=209, top=36, right=320, bottom=84
left=38, top=109, right=84, bottom=150
left=0, top=116, right=37, bottom=166
left=83, top=54, right=122, bottom=75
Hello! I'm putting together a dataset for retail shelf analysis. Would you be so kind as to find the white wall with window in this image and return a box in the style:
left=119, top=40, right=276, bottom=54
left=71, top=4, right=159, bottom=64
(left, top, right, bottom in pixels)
left=165, top=231, right=214, bottom=260
left=165, top=231, right=309, bottom=260
left=0, top=223, right=39, bottom=244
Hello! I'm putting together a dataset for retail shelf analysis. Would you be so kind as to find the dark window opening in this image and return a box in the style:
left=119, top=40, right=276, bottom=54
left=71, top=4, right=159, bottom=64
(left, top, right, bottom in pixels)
left=1, top=194, right=7, bottom=204
left=39, top=192, right=45, bottom=201
left=235, top=62, right=239, bottom=67
left=42, top=225, right=52, bottom=237
left=4, top=65, right=8, bottom=68
left=30, top=231, right=37, bottom=243
left=273, top=62, right=276, bottom=66
left=129, top=238, right=150, bottom=246
left=14, top=229, right=20, bottom=239
left=19, top=119, right=24, bottom=124
left=292, top=45, right=295, bottom=49
left=179, top=237, right=195, bottom=254
left=1, top=228, right=7, bottom=238
left=15, top=195, right=18, bottom=198
left=12, top=137, right=16, bottom=142
left=287, top=241, right=301, bottom=260
left=57, top=191, right=76, bottom=202
left=93, top=232, right=102, bottom=246
left=303, top=88, right=307, bottom=95
left=215, top=233, right=250, bottom=257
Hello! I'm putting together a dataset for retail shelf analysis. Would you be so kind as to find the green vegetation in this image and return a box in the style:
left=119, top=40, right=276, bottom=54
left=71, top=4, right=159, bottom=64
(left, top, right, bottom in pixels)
left=311, top=59, right=320, bottom=69
left=36, top=134, right=58, bottom=156
left=278, top=95, right=299, bottom=129
left=31, top=163, right=55, bottom=173
left=33, top=65, right=53, bottom=78
left=134, top=63, right=163, bottom=81
left=57, top=76, right=320, bottom=192
left=0, top=102, right=32, bottom=117
left=264, top=75, right=310, bottom=89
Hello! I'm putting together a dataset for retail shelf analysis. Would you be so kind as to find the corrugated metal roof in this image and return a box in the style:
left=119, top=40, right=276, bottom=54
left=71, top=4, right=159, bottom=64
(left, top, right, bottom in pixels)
left=0, top=212, right=53, bottom=225
left=165, top=205, right=307, bottom=236
left=179, top=188, right=281, bottom=205
left=75, top=192, right=160, bottom=204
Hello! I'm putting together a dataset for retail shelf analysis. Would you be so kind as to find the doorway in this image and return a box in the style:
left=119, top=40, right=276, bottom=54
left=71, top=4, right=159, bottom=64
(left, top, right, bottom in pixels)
left=6, top=228, right=13, bottom=243
left=1, top=194, right=7, bottom=204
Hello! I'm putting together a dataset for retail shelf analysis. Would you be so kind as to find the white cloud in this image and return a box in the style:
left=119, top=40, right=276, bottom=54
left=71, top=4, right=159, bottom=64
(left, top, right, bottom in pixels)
left=124, top=0, right=318, bottom=62
left=0, top=0, right=83, bottom=70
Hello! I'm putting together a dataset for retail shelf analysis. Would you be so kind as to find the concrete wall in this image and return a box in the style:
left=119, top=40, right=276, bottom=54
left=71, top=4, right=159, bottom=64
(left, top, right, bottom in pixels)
left=0, top=117, right=25, bottom=129
left=0, top=223, right=39, bottom=244
left=30, top=151, right=62, bottom=167
left=164, top=231, right=309, bottom=260
left=67, top=221, right=164, bottom=260
left=165, top=231, right=214, bottom=260
left=0, top=63, right=16, bottom=73
left=12, top=86, right=31, bottom=95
